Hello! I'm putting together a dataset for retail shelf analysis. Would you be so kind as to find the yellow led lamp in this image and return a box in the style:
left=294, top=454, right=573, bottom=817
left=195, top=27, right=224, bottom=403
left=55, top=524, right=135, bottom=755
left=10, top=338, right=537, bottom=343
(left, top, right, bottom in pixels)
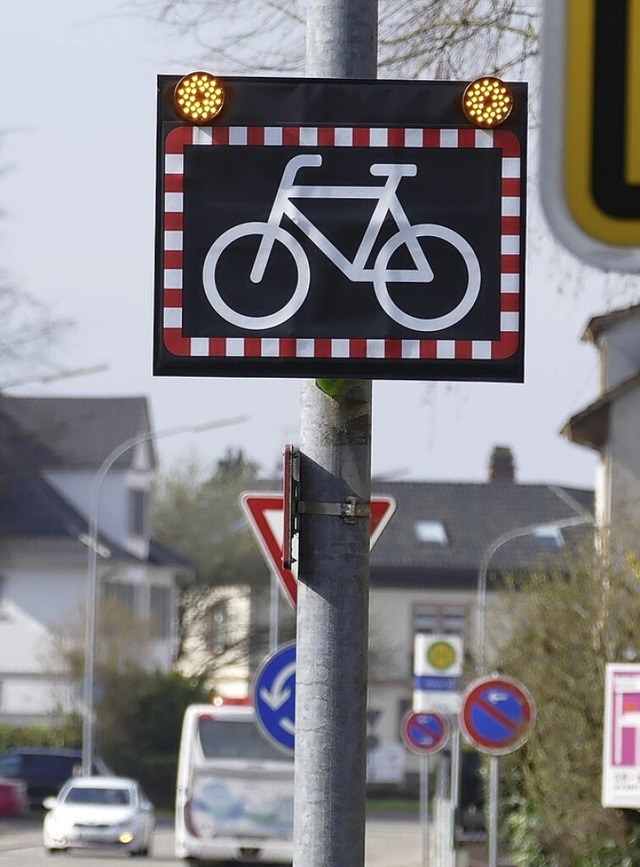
left=462, top=77, right=514, bottom=128
left=174, top=72, right=225, bottom=124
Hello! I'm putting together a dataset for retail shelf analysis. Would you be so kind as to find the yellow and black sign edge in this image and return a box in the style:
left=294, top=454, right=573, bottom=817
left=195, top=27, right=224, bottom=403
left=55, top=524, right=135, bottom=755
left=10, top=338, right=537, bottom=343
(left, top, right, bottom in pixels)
left=540, top=0, right=640, bottom=272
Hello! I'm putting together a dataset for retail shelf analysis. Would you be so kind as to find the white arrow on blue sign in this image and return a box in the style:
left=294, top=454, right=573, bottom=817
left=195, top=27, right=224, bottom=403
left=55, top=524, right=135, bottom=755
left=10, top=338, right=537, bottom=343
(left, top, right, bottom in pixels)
left=253, top=642, right=296, bottom=754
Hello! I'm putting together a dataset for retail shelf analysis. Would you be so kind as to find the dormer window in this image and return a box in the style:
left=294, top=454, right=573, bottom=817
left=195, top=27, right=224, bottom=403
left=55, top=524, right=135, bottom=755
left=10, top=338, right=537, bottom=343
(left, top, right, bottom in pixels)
left=532, top=526, right=564, bottom=548
left=414, top=519, right=448, bottom=545
left=128, top=488, right=148, bottom=537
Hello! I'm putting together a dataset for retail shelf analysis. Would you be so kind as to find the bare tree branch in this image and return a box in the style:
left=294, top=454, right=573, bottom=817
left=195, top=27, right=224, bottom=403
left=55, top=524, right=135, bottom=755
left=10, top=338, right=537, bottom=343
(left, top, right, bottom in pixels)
left=129, top=0, right=540, bottom=79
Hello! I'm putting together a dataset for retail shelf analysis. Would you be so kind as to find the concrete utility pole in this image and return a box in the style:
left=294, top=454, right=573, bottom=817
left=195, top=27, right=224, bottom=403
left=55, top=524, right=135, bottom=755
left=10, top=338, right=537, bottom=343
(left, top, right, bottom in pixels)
left=293, top=1, right=378, bottom=865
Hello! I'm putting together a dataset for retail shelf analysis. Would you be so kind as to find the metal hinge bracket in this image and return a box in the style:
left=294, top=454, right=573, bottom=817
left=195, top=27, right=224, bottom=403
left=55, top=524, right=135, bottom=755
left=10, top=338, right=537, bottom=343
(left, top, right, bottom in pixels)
left=298, top=496, right=371, bottom=525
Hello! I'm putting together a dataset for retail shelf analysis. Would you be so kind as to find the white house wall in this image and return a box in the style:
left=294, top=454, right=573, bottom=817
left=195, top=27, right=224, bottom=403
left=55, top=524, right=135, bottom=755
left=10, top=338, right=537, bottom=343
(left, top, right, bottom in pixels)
left=3, top=567, right=84, bottom=638
left=368, top=587, right=477, bottom=749
left=608, top=389, right=640, bottom=545
left=0, top=559, right=178, bottom=722
left=44, top=468, right=152, bottom=557
left=599, top=318, right=640, bottom=391
left=0, top=593, right=53, bottom=675
left=0, top=571, right=77, bottom=721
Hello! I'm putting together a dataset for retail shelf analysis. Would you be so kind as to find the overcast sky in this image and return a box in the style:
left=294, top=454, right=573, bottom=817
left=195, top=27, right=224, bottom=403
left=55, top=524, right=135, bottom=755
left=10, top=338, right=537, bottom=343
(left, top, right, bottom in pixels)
left=1, top=1, right=636, bottom=487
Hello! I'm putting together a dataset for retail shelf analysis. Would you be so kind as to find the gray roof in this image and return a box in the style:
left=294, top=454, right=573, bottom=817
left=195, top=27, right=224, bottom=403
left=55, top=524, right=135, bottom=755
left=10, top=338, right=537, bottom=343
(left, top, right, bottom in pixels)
left=0, top=395, right=185, bottom=570
left=370, top=480, right=594, bottom=589
left=561, top=373, right=640, bottom=452
left=583, top=303, right=640, bottom=344
left=0, top=396, right=155, bottom=469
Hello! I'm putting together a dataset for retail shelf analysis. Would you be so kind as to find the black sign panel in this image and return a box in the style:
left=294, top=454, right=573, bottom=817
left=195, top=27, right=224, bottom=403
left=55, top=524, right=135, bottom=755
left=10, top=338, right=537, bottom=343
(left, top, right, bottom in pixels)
left=155, top=76, right=527, bottom=381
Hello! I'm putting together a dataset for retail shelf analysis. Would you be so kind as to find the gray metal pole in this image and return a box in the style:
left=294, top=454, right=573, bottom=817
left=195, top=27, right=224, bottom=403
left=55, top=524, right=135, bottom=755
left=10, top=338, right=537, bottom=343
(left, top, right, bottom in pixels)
left=293, top=3, right=378, bottom=866
left=420, top=755, right=430, bottom=866
left=294, top=381, right=373, bottom=866
left=488, top=755, right=499, bottom=867
left=306, top=0, right=378, bottom=77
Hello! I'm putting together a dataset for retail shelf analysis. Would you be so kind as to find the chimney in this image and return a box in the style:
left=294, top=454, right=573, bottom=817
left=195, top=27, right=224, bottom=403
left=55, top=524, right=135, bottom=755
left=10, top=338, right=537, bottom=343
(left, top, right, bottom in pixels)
left=488, top=445, right=516, bottom=483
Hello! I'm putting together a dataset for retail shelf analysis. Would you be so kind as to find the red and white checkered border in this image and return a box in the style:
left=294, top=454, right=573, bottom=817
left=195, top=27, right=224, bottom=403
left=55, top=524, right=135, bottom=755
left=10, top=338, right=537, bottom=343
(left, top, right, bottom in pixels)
left=162, top=125, right=522, bottom=362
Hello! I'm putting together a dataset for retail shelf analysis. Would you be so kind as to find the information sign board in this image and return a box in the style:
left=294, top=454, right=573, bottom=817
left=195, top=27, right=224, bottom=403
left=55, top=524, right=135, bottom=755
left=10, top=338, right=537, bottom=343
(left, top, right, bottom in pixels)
left=603, top=663, right=640, bottom=808
left=155, top=75, right=527, bottom=381
left=413, top=634, right=463, bottom=714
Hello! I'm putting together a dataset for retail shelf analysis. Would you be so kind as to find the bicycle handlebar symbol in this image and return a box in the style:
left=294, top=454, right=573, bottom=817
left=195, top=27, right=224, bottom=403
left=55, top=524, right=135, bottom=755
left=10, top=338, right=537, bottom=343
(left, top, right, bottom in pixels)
left=202, top=154, right=482, bottom=332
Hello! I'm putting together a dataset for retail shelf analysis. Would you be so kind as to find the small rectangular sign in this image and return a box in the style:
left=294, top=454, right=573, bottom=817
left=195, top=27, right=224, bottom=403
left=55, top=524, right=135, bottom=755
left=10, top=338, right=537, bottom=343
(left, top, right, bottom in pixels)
left=155, top=76, right=527, bottom=381
left=603, top=663, right=640, bottom=808
left=413, top=634, right=463, bottom=714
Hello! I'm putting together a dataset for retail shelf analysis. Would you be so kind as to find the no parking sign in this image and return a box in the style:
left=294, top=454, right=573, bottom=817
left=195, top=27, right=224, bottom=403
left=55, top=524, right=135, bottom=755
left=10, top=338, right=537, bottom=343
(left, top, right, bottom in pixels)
left=401, top=711, right=450, bottom=756
left=461, top=675, right=535, bottom=756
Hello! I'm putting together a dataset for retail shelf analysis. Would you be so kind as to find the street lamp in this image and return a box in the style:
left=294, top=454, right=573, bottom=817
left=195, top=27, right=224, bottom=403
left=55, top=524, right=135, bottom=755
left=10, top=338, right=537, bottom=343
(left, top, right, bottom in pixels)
left=81, top=415, right=247, bottom=774
left=475, top=513, right=595, bottom=676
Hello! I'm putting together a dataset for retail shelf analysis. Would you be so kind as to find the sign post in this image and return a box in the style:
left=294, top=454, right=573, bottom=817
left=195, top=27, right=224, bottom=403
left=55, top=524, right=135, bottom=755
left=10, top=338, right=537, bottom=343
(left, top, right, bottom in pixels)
left=154, top=24, right=527, bottom=866
left=401, top=711, right=450, bottom=867
left=461, top=676, right=535, bottom=867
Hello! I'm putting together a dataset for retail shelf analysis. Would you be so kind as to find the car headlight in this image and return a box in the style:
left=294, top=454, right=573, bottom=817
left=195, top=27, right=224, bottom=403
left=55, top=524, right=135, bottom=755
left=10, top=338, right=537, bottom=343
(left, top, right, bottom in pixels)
left=48, top=817, right=73, bottom=835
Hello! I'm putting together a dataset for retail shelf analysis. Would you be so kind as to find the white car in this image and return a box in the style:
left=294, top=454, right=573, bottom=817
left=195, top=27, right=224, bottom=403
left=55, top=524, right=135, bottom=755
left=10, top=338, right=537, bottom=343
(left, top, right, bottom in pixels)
left=42, top=775, right=155, bottom=856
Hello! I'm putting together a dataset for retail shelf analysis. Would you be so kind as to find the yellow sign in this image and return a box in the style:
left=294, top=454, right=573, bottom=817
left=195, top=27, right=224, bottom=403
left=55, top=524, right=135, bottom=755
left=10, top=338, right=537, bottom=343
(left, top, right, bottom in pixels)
left=541, top=0, right=640, bottom=270
left=426, top=640, right=458, bottom=671
left=564, top=0, right=640, bottom=246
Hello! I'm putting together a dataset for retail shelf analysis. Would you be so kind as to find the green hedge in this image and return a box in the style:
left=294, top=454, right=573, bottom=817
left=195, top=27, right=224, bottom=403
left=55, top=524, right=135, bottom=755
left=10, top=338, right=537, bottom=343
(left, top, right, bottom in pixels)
left=0, top=721, right=80, bottom=753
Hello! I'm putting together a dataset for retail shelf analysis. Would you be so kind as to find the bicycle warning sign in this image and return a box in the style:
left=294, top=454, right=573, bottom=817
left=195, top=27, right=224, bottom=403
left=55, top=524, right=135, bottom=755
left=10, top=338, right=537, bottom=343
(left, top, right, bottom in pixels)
left=155, top=77, right=527, bottom=381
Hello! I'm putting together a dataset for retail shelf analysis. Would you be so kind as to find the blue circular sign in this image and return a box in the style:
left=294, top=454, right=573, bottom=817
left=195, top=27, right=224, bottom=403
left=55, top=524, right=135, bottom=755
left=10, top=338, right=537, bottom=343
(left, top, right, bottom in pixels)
left=461, top=675, right=535, bottom=755
left=253, top=642, right=296, bottom=754
left=401, top=711, right=450, bottom=756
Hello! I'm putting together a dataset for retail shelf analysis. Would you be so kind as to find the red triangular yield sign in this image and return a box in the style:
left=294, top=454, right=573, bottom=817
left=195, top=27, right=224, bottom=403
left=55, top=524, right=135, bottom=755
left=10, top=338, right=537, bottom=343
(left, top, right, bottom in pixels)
left=240, top=493, right=396, bottom=607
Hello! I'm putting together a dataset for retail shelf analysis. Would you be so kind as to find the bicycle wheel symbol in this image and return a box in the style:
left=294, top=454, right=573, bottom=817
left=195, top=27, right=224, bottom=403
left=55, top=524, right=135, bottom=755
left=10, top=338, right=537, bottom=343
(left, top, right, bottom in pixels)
left=202, top=222, right=310, bottom=330
left=373, top=224, right=481, bottom=332
left=203, top=220, right=480, bottom=332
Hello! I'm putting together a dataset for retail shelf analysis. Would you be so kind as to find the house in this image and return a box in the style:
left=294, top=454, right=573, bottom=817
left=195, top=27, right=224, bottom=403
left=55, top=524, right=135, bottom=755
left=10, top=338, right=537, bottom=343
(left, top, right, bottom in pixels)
left=0, top=394, right=191, bottom=725
left=364, top=446, right=594, bottom=771
left=237, top=446, right=593, bottom=783
left=562, top=302, right=640, bottom=562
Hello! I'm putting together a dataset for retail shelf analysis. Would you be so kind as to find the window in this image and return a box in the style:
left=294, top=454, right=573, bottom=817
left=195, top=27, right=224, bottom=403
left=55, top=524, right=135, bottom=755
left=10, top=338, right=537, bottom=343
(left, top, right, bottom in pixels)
left=413, top=604, right=467, bottom=636
left=206, top=602, right=228, bottom=655
left=150, top=586, right=172, bottom=639
left=397, top=697, right=412, bottom=734
left=103, top=581, right=136, bottom=615
left=0, top=575, right=7, bottom=619
left=198, top=717, right=287, bottom=761
left=65, top=786, right=131, bottom=806
left=128, top=488, right=147, bottom=537
left=414, top=520, right=448, bottom=545
left=532, top=526, right=564, bottom=548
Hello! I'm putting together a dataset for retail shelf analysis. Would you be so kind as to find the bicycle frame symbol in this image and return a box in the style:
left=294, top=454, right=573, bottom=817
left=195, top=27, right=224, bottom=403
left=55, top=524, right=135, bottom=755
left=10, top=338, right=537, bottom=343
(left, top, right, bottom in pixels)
left=202, top=154, right=482, bottom=331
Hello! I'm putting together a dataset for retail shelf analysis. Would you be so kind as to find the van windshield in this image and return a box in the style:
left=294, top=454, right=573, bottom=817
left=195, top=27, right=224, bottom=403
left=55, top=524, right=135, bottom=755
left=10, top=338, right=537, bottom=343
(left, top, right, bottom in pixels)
left=198, top=717, right=289, bottom=761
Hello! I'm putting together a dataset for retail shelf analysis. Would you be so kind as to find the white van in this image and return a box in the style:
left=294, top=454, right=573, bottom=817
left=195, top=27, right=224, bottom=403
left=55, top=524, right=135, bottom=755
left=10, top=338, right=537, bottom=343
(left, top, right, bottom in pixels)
left=175, top=703, right=294, bottom=865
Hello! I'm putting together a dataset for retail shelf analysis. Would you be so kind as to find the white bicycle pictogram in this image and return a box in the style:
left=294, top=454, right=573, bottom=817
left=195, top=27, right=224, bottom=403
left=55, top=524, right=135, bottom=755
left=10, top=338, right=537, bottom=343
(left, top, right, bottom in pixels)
left=202, top=154, right=482, bottom=331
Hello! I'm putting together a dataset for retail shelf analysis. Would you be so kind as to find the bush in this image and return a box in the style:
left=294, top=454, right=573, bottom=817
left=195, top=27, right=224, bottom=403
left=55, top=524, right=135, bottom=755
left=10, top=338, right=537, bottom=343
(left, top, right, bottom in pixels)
left=97, top=669, right=209, bottom=809
left=0, top=720, right=80, bottom=753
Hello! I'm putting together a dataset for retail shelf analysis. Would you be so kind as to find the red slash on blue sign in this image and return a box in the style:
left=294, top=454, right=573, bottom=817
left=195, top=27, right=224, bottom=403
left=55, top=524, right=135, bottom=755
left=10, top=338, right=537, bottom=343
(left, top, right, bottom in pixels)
left=401, top=711, right=450, bottom=756
left=461, top=675, right=535, bottom=755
